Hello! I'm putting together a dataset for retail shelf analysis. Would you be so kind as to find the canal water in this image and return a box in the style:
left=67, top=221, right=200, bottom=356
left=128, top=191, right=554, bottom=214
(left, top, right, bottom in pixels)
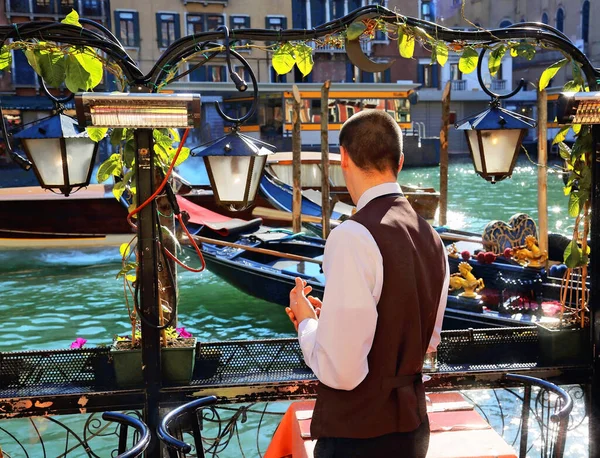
left=0, top=158, right=588, bottom=456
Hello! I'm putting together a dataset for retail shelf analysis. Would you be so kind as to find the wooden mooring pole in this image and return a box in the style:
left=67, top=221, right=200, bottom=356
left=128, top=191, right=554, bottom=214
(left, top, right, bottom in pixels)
left=439, top=81, right=451, bottom=227
left=321, top=80, right=331, bottom=239
left=292, top=84, right=302, bottom=234
left=537, top=89, right=548, bottom=267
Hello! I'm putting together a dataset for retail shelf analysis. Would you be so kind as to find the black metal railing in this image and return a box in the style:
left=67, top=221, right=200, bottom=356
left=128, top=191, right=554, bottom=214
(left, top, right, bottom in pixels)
left=451, top=79, right=467, bottom=91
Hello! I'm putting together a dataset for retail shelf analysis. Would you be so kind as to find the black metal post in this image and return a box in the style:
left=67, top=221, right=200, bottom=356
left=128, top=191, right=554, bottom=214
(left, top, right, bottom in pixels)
left=135, top=127, right=162, bottom=458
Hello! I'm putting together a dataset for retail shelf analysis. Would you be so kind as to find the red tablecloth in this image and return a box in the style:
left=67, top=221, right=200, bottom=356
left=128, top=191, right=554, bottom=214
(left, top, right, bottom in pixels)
left=264, top=393, right=517, bottom=458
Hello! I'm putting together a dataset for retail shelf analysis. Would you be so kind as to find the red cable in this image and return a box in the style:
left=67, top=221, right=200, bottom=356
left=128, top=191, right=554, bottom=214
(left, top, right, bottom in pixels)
left=127, top=128, right=191, bottom=228
left=161, top=213, right=206, bottom=273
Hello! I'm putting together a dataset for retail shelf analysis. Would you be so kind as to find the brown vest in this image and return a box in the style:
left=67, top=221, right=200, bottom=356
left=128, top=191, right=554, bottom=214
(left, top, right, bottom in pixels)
left=310, top=195, right=446, bottom=439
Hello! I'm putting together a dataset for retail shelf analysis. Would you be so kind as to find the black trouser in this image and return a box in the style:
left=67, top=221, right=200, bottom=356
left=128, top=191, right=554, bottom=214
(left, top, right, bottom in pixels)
left=313, top=416, right=430, bottom=458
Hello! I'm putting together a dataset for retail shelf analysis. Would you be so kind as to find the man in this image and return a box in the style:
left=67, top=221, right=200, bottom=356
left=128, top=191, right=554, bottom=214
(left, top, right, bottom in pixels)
left=287, top=110, right=449, bottom=458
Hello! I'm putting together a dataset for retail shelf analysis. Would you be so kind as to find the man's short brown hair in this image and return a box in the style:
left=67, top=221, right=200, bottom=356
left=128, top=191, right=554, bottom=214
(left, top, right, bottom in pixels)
left=339, top=110, right=403, bottom=174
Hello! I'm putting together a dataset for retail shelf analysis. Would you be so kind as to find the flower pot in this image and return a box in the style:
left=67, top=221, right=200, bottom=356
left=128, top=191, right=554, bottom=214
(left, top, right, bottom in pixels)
left=110, top=338, right=196, bottom=388
left=536, top=323, right=589, bottom=366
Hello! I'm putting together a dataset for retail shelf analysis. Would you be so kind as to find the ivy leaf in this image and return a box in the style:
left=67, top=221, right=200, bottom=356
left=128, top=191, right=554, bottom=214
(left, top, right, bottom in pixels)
left=568, top=192, right=581, bottom=217
left=346, top=22, right=366, bottom=41
left=563, top=80, right=582, bottom=93
left=119, top=242, right=131, bottom=258
left=558, top=142, right=571, bottom=160
left=153, top=129, right=174, bottom=149
left=110, top=128, right=125, bottom=146
left=572, top=124, right=582, bottom=135
left=510, top=43, right=536, bottom=60
left=572, top=62, right=585, bottom=87
left=36, top=50, right=66, bottom=88
left=539, top=58, right=568, bottom=91
left=0, top=46, right=12, bottom=71
left=73, top=48, right=103, bottom=89
left=112, top=180, right=126, bottom=201
left=25, top=49, right=42, bottom=75
left=61, top=9, right=82, bottom=27
left=124, top=140, right=136, bottom=169
left=458, top=47, right=478, bottom=74
left=174, top=147, right=190, bottom=167
left=86, top=127, right=107, bottom=142
left=564, top=240, right=581, bottom=268
left=398, top=27, right=415, bottom=59
left=294, top=43, right=314, bottom=77
left=64, top=53, right=91, bottom=93
left=272, top=44, right=295, bottom=75
left=96, top=153, right=121, bottom=183
left=552, top=125, right=570, bottom=145
left=168, top=128, right=180, bottom=142
left=153, top=143, right=170, bottom=167
left=488, top=45, right=506, bottom=77
left=435, top=42, right=448, bottom=66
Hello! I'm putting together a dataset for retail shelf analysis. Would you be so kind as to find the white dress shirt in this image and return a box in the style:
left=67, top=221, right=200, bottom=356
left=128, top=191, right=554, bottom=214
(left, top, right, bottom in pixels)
left=298, top=182, right=450, bottom=391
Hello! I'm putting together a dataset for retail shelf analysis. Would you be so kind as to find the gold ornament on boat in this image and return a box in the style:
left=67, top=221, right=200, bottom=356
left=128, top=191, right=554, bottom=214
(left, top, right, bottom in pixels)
left=447, top=243, right=460, bottom=259
left=511, top=235, right=548, bottom=268
left=449, top=262, right=485, bottom=299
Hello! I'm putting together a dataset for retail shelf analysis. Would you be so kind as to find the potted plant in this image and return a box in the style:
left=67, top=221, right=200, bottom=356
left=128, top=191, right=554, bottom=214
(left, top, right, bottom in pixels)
left=537, top=117, right=592, bottom=366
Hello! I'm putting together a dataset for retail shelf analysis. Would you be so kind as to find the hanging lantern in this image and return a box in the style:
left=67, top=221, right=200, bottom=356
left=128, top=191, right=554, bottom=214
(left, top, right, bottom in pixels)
left=192, top=130, right=276, bottom=211
left=456, top=102, right=536, bottom=183
left=14, top=114, right=99, bottom=197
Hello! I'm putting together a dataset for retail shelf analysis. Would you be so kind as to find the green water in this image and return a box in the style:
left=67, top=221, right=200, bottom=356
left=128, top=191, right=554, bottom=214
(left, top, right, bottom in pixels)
left=0, top=159, right=588, bottom=457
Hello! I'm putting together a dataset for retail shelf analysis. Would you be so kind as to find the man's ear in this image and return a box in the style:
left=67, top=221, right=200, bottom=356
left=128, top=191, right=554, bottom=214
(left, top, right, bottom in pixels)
left=397, top=153, right=405, bottom=174
left=340, top=146, right=349, bottom=169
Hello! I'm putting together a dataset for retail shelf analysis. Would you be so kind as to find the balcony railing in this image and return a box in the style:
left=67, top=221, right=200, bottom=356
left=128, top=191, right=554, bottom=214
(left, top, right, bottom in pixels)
left=313, top=40, right=372, bottom=54
left=451, top=79, right=467, bottom=91
left=491, top=80, right=507, bottom=91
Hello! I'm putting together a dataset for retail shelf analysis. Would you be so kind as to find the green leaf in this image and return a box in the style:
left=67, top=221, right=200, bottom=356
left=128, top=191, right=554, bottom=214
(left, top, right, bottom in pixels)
left=112, top=180, right=126, bottom=201
left=558, top=142, right=571, bottom=160
left=96, top=153, right=121, bottom=183
left=434, top=42, right=448, bottom=66
left=346, top=22, right=366, bottom=41
left=36, top=50, right=66, bottom=88
left=61, top=9, right=82, bottom=27
left=0, top=46, right=12, bottom=71
left=25, top=49, right=42, bottom=75
left=398, top=27, right=415, bottom=59
left=64, top=53, right=91, bottom=93
left=511, top=43, right=535, bottom=60
left=174, top=147, right=190, bottom=167
left=294, top=43, right=314, bottom=77
left=272, top=44, right=295, bottom=75
left=154, top=143, right=170, bottom=166
left=73, top=48, right=103, bottom=89
left=86, top=127, right=107, bottom=142
left=572, top=124, right=582, bottom=135
left=552, top=126, right=570, bottom=145
left=110, top=128, right=125, bottom=146
left=539, top=58, right=568, bottom=91
left=488, top=45, right=506, bottom=77
left=124, top=140, right=136, bottom=169
left=153, top=129, right=173, bottom=149
left=458, top=47, right=478, bottom=74
left=564, top=240, right=581, bottom=268
left=563, top=80, right=582, bottom=93
left=572, top=62, right=585, bottom=87
left=168, top=128, right=180, bottom=142
left=568, top=192, right=581, bottom=217
left=119, top=242, right=131, bottom=258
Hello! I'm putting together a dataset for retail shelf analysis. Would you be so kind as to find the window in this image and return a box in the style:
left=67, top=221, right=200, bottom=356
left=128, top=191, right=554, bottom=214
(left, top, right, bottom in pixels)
left=82, top=0, right=102, bottom=16
left=34, top=0, right=53, bottom=14
left=499, top=20, right=512, bottom=29
left=115, top=11, right=139, bottom=47
left=373, top=69, right=391, bottom=83
left=271, top=66, right=287, bottom=83
left=60, top=0, right=74, bottom=14
left=189, top=65, right=226, bottom=82
left=556, top=8, right=564, bottom=33
left=450, top=63, right=462, bottom=80
left=230, top=16, right=250, bottom=47
left=582, top=1, right=590, bottom=44
left=13, top=50, right=36, bottom=86
left=266, top=16, right=287, bottom=31
left=418, top=63, right=438, bottom=88
left=330, top=0, right=345, bottom=20
left=234, top=65, right=251, bottom=84
left=187, top=14, right=224, bottom=35
left=541, top=12, right=549, bottom=25
left=156, top=13, right=180, bottom=48
left=421, top=0, right=434, bottom=22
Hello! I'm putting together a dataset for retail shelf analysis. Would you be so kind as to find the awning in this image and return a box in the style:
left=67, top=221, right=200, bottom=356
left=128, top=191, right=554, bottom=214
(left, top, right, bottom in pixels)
left=0, top=95, right=75, bottom=110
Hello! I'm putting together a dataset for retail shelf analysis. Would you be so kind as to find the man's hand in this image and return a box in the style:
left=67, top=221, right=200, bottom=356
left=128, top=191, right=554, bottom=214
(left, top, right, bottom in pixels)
left=287, top=277, right=319, bottom=331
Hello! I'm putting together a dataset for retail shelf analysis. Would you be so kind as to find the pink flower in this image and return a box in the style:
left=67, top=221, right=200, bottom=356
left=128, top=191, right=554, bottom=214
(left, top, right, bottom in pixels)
left=70, top=338, right=87, bottom=349
left=542, top=301, right=562, bottom=317
left=176, top=327, right=192, bottom=338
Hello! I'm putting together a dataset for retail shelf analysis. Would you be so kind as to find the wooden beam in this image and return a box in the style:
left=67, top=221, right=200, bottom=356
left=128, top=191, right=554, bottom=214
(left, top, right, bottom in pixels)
left=537, top=89, right=548, bottom=268
left=292, top=84, right=302, bottom=234
left=321, top=80, right=331, bottom=239
left=439, top=81, right=452, bottom=227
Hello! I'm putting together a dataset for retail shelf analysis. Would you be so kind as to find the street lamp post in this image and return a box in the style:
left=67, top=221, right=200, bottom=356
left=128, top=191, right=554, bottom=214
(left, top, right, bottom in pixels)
left=2, top=6, right=600, bottom=456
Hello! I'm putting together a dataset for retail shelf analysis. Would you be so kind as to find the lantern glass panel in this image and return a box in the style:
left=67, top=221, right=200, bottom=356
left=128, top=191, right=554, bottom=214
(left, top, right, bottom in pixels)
left=466, top=131, right=483, bottom=173
left=206, top=156, right=252, bottom=202
left=247, top=154, right=267, bottom=201
left=479, top=129, right=522, bottom=174
left=65, top=137, right=96, bottom=185
left=25, top=138, right=65, bottom=186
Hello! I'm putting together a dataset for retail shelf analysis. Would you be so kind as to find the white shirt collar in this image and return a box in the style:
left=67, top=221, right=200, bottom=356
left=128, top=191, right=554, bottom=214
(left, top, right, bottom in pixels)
left=356, top=182, right=403, bottom=211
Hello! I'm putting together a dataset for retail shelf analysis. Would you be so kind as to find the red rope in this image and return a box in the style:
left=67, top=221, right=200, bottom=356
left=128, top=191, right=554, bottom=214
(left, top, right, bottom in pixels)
left=162, top=213, right=206, bottom=273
